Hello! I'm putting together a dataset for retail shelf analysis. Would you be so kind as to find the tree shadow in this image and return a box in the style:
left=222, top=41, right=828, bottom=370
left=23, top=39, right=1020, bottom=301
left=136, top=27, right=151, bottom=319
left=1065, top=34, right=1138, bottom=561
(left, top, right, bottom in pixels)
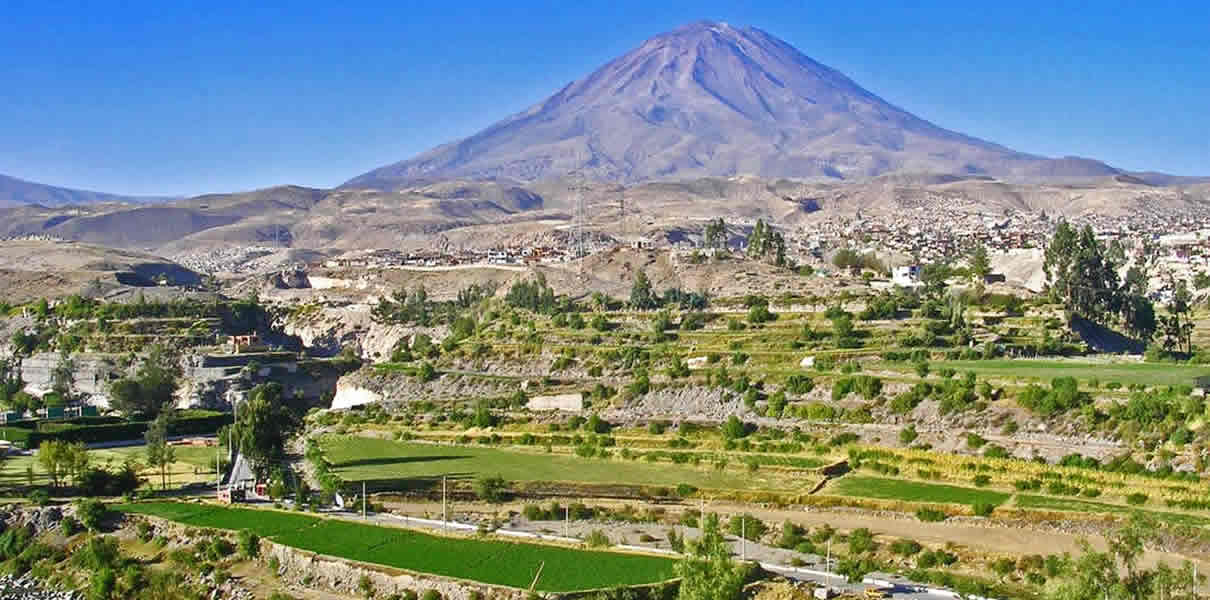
left=360, top=472, right=475, bottom=493
left=1070, top=315, right=1145, bottom=354
left=335, top=455, right=470, bottom=468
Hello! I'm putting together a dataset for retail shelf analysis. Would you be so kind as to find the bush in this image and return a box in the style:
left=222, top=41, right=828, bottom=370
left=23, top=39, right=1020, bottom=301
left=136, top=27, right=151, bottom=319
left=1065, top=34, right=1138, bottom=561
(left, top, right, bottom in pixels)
left=59, top=516, right=81, bottom=537
left=584, top=529, right=611, bottom=548
left=75, top=498, right=108, bottom=531
left=727, top=514, right=767, bottom=541
left=972, top=502, right=995, bottom=517
left=421, top=591, right=442, bottom=600
left=915, top=508, right=947, bottom=522
left=238, top=529, right=260, bottom=558
left=27, top=489, right=49, bottom=507
left=1125, top=493, right=1148, bottom=506
left=475, top=474, right=508, bottom=503
left=890, top=538, right=922, bottom=556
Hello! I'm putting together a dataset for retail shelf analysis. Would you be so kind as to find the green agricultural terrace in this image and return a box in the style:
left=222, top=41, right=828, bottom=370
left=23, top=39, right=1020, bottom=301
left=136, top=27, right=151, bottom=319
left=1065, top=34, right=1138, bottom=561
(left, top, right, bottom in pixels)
left=119, top=502, right=676, bottom=592
left=827, top=475, right=1012, bottom=507
left=320, top=435, right=807, bottom=491
left=931, top=359, right=1210, bottom=388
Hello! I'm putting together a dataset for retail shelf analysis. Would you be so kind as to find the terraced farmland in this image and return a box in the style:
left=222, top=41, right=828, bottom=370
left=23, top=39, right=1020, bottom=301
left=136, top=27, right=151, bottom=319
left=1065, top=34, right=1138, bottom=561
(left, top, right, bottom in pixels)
left=119, top=502, right=676, bottom=592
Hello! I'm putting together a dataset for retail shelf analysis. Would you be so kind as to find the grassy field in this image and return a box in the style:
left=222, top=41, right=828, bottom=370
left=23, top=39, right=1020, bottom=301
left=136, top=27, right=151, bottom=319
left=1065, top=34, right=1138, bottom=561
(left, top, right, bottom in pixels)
left=828, top=475, right=1012, bottom=507
left=933, top=359, right=1210, bottom=387
left=321, top=436, right=806, bottom=491
left=119, top=502, right=675, bottom=592
left=0, top=443, right=223, bottom=490
left=1014, top=494, right=1210, bottom=527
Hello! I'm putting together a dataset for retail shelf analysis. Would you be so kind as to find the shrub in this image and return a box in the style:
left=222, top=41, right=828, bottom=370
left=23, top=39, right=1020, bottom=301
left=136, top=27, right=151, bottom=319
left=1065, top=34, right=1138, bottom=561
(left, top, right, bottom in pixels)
left=972, top=502, right=995, bottom=517
left=475, top=475, right=508, bottom=503
left=421, top=591, right=442, bottom=600
left=59, top=516, right=81, bottom=537
left=1125, top=493, right=1148, bottom=506
left=27, top=489, right=50, bottom=507
left=584, top=529, right=611, bottom=548
left=915, top=508, right=947, bottom=522
left=75, top=498, right=107, bottom=531
left=847, top=528, right=876, bottom=555
left=727, top=514, right=767, bottom=541
left=890, top=538, right=922, bottom=556
left=238, top=529, right=260, bottom=558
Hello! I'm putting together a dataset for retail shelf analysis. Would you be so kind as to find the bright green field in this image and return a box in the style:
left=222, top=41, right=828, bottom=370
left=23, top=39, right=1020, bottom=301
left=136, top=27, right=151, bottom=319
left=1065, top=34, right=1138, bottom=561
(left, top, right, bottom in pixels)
left=828, top=475, right=1012, bottom=507
left=933, top=360, right=1210, bottom=387
left=119, top=502, right=674, bottom=591
left=321, top=436, right=803, bottom=491
left=1015, top=495, right=1210, bottom=527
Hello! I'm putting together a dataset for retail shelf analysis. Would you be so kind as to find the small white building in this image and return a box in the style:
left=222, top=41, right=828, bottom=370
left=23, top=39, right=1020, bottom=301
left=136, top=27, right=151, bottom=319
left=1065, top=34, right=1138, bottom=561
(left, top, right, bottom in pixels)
left=892, top=265, right=921, bottom=287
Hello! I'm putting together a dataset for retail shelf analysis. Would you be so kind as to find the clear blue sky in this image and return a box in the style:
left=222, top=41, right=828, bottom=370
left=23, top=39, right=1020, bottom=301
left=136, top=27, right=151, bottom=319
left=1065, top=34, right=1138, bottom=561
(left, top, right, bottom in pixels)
left=1, top=0, right=1207, bottom=196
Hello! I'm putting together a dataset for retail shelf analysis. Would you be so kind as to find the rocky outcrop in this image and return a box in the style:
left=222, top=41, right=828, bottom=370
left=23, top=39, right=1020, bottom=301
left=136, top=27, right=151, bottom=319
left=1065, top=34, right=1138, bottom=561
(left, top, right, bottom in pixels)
left=278, top=305, right=448, bottom=360
left=19, top=352, right=122, bottom=406
left=328, top=366, right=518, bottom=409
left=331, top=379, right=384, bottom=410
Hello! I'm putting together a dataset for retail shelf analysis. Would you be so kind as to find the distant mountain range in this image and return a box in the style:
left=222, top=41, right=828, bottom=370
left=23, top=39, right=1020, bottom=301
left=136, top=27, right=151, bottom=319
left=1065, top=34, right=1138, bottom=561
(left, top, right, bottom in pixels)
left=344, top=21, right=1167, bottom=189
left=2, top=18, right=1208, bottom=250
left=0, top=173, right=176, bottom=208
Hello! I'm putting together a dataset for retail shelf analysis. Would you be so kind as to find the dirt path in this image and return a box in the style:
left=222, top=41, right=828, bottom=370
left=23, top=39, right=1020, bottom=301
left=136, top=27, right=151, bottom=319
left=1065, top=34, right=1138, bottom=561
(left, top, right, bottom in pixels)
left=379, top=496, right=1210, bottom=576
left=713, top=500, right=1209, bottom=573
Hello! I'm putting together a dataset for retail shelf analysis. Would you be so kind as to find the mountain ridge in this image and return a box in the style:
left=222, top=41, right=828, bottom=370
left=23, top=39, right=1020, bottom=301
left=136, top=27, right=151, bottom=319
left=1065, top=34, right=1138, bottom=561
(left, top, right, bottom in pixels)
left=0, top=173, right=177, bottom=208
left=344, top=21, right=1123, bottom=189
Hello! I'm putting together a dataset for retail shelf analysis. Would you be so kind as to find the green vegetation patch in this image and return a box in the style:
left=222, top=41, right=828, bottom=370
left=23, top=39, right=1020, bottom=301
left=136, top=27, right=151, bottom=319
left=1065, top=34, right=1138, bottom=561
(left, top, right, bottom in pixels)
left=934, top=360, right=1210, bottom=388
left=1015, top=495, right=1210, bottom=527
left=321, top=436, right=796, bottom=490
left=119, top=502, right=674, bottom=591
left=829, top=475, right=1011, bottom=507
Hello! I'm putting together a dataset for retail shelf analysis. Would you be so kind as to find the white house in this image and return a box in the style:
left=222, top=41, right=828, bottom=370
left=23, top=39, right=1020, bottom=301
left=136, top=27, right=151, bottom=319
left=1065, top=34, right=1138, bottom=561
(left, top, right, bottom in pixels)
left=892, top=265, right=921, bottom=287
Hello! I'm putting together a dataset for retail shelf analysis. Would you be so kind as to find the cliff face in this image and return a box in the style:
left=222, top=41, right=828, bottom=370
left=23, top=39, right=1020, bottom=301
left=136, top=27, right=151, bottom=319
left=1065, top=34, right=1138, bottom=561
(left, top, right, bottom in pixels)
left=20, top=352, right=122, bottom=406
left=277, top=305, right=449, bottom=361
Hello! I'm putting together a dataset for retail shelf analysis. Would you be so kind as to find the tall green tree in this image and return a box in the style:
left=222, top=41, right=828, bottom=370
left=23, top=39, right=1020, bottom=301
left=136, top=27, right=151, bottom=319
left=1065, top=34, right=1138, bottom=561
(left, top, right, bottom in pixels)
left=1159, top=277, right=1194, bottom=356
left=630, top=270, right=656, bottom=310
left=704, top=218, right=727, bottom=250
left=144, top=412, right=176, bottom=490
left=49, top=351, right=75, bottom=403
left=675, top=513, right=748, bottom=600
left=969, top=244, right=991, bottom=281
left=233, top=383, right=300, bottom=476
left=107, top=344, right=182, bottom=418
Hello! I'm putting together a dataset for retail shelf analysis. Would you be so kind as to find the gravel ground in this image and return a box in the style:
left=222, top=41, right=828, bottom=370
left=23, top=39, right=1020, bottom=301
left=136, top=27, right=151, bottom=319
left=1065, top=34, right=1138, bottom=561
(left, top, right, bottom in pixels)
left=0, top=575, right=77, bottom=600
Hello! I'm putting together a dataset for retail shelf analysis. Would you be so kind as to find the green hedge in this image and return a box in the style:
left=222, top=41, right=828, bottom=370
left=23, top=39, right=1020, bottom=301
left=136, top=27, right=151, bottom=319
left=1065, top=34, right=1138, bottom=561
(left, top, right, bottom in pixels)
left=1, top=411, right=231, bottom=448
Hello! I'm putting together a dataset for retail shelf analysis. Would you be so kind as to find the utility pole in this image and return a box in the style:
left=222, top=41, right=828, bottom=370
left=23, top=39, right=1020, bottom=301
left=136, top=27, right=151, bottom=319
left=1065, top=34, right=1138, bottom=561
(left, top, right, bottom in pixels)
left=826, top=539, right=831, bottom=581
left=442, top=476, right=447, bottom=533
left=564, top=504, right=570, bottom=538
left=362, top=481, right=367, bottom=520
left=741, top=516, right=746, bottom=561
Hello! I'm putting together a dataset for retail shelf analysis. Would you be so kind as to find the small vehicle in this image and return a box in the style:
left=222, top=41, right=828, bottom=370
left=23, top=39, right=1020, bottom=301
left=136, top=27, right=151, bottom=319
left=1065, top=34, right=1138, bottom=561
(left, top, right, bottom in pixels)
left=863, top=587, right=893, bottom=599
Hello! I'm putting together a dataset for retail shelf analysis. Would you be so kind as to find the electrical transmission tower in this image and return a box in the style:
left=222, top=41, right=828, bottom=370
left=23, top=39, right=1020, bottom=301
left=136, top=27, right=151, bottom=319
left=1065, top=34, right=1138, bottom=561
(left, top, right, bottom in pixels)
left=569, top=179, right=591, bottom=263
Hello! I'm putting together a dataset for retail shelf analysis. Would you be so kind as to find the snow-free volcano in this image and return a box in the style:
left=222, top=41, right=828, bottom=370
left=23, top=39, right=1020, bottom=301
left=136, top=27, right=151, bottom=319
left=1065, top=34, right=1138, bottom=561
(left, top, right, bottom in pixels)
left=345, top=21, right=1119, bottom=188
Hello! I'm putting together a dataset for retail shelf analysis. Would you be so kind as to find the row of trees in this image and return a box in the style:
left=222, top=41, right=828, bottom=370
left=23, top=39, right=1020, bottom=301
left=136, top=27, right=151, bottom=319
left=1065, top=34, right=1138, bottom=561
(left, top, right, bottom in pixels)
left=1044, top=221, right=1157, bottom=339
left=372, top=283, right=492, bottom=326
left=1045, top=220, right=1195, bottom=356
left=745, top=219, right=787, bottom=267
